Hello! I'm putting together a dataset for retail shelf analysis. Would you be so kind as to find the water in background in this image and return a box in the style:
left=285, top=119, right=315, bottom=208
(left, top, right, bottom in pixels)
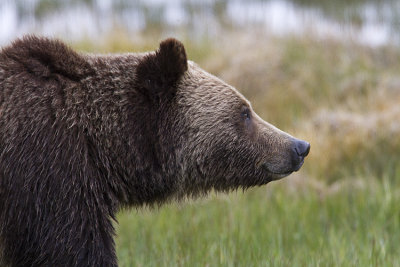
left=0, top=0, right=399, bottom=46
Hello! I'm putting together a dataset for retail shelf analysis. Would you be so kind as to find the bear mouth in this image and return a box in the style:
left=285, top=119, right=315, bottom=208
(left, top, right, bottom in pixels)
left=292, top=159, right=305, bottom=172
left=264, top=158, right=305, bottom=180
left=261, top=165, right=293, bottom=180
left=269, top=170, right=293, bottom=180
left=261, top=164, right=298, bottom=180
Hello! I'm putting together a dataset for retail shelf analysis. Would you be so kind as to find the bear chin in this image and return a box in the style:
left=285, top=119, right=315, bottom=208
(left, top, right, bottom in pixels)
left=269, top=171, right=294, bottom=180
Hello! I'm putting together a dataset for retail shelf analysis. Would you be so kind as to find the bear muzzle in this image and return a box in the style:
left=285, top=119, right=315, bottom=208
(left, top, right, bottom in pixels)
left=261, top=137, right=310, bottom=180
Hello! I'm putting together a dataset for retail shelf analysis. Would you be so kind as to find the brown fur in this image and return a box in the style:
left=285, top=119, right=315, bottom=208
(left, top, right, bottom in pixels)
left=0, top=36, right=309, bottom=266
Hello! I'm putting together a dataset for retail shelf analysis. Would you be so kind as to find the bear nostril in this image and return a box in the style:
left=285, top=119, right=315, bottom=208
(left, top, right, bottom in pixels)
left=294, top=140, right=310, bottom=158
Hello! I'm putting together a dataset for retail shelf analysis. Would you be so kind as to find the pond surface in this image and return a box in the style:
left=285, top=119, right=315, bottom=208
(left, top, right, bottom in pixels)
left=0, top=0, right=399, bottom=46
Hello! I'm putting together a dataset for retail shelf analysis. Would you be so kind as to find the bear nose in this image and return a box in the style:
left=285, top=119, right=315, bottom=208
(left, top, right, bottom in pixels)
left=294, top=139, right=310, bottom=158
left=290, top=139, right=310, bottom=172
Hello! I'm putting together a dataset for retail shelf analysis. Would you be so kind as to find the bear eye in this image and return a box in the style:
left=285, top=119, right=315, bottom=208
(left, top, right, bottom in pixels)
left=241, top=108, right=251, bottom=121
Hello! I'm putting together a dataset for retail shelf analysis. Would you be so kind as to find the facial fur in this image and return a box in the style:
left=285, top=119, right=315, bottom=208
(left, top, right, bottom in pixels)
left=172, top=62, right=306, bottom=196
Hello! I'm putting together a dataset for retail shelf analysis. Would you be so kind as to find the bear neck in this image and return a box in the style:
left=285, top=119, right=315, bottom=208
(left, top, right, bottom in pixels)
left=77, top=54, right=182, bottom=208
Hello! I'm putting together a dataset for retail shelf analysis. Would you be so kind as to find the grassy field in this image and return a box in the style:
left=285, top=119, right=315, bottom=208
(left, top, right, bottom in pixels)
left=74, top=33, right=400, bottom=266
left=116, top=177, right=400, bottom=266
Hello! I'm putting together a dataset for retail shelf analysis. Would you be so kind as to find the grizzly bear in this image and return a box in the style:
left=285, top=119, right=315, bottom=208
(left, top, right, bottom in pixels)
left=0, top=36, right=310, bottom=266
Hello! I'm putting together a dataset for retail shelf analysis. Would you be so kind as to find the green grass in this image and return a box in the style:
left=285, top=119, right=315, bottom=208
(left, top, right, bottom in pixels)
left=115, top=176, right=400, bottom=266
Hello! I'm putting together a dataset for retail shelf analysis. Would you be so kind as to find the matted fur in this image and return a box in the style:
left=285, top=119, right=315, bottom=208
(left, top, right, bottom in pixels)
left=0, top=36, right=308, bottom=266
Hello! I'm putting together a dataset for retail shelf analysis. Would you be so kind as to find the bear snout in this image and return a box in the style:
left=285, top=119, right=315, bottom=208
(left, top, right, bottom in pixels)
left=290, top=139, right=310, bottom=172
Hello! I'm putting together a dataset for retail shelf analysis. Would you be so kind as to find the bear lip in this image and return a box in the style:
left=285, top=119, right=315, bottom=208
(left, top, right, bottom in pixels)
left=261, top=164, right=294, bottom=180
left=261, top=157, right=306, bottom=180
left=292, top=159, right=305, bottom=172
left=270, top=172, right=293, bottom=180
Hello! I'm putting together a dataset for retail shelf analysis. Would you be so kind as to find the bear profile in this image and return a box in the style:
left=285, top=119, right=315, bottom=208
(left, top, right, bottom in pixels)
left=0, top=36, right=310, bottom=266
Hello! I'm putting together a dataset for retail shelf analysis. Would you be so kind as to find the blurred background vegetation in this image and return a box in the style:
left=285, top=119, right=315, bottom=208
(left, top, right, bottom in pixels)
left=1, top=0, right=400, bottom=265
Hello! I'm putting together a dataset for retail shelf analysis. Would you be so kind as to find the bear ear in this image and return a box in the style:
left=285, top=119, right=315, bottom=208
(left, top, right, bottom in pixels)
left=136, top=38, right=188, bottom=97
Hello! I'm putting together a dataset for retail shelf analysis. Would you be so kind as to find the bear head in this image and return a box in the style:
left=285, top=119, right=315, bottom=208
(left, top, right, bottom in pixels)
left=135, top=38, right=310, bottom=198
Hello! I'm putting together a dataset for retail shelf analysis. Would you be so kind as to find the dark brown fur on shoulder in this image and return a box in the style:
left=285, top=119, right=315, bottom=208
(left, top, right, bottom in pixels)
left=0, top=36, right=130, bottom=267
left=0, top=35, right=191, bottom=267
